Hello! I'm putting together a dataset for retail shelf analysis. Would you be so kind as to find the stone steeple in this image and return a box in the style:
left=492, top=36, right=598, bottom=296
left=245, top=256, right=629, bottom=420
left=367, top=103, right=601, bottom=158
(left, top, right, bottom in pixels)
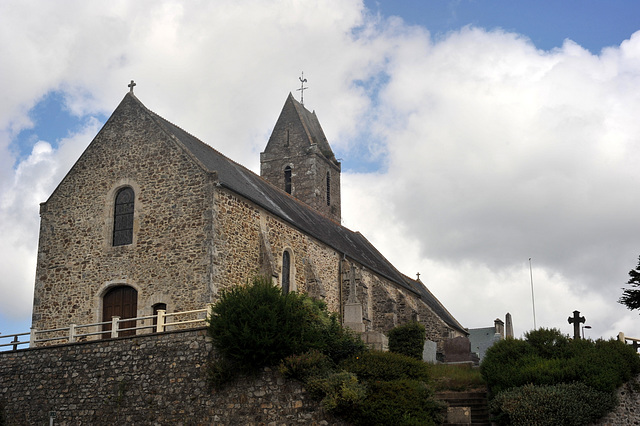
left=260, top=93, right=341, bottom=222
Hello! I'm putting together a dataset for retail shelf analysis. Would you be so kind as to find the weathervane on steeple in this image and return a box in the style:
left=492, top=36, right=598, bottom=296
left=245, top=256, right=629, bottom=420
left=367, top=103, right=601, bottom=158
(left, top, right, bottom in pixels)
left=297, top=72, right=308, bottom=105
left=128, top=80, right=136, bottom=93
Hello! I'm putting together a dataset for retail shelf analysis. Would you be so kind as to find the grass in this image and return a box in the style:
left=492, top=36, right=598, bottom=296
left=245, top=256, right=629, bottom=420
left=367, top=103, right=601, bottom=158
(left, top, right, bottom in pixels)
left=428, top=363, right=486, bottom=392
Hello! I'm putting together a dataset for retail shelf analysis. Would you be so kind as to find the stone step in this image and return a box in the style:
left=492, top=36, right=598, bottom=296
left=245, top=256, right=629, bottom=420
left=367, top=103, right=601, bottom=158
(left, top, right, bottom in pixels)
left=436, top=390, right=491, bottom=425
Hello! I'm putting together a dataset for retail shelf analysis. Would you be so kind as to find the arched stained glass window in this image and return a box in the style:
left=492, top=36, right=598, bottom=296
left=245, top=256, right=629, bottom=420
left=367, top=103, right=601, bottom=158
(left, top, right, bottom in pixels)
left=284, top=166, right=292, bottom=194
left=113, top=187, right=134, bottom=246
left=282, top=251, right=291, bottom=294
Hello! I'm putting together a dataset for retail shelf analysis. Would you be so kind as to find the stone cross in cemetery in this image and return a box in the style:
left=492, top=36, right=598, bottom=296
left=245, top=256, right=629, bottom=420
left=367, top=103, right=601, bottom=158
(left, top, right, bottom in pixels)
left=567, top=310, right=586, bottom=339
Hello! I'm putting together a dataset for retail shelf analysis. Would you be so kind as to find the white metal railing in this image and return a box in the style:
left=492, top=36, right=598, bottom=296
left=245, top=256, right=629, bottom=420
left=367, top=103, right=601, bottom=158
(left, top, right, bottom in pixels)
left=0, top=306, right=211, bottom=351
left=618, top=332, right=640, bottom=353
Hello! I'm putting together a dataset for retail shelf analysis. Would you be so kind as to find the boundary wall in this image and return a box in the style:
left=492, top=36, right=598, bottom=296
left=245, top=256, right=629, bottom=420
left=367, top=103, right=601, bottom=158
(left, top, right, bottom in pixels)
left=0, top=328, right=344, bottom=425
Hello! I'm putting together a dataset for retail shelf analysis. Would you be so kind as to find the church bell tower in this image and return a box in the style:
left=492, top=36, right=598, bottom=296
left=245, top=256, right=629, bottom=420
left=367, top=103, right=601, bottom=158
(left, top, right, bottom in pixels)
left=260, top=93, right=341, bottom=222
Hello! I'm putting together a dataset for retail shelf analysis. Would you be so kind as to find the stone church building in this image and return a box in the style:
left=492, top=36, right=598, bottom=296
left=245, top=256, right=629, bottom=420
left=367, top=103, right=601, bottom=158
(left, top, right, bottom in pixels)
left=31, top=87, right=466, bottom=345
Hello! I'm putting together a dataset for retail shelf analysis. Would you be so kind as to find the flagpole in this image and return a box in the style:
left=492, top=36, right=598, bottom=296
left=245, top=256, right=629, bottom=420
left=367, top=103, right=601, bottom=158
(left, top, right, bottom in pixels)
left=529, top=257, right=537, bottom=330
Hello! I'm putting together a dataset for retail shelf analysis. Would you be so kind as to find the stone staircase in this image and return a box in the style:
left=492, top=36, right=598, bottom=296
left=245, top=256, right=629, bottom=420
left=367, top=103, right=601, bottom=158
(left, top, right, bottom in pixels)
left=436, top=390, right=491, bottom=426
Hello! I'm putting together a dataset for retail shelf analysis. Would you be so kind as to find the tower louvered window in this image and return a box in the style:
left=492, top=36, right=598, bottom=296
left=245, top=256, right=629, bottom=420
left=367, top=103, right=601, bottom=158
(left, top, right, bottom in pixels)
left=113, top=187, right=134, bottom=246
left=284, top=166, right=292, bottom=194
left=326, top=171, right=331, bottom=206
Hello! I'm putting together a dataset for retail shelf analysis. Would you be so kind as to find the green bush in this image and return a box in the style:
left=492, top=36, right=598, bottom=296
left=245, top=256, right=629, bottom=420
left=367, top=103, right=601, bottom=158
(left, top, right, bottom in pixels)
left=206, top=356, right=240, bottom=389
left=206, top=276, right=367, bottom=389
left=524, top=327, right=572, bottom=359
left=428, top=363, right=486, bottom=391
left=571, top=338, right=640, bottom=392
left=388, top=321, right=426, bottom=360
left=354, top=379, right=445, bottom=426
left=279, top=349, right=334, bottom=381
left=311, top=351, right=445, bottom=425
left=481, top=328, right=640, bottom=394
left=306, top=371, right=367, bottom=414
left=490, top=382, right=617, bottom=426
left=480, top=337, right=536, bottom=394
left=319, top=312, right=368, bottom=364
left=207, top=276, right=327, bottom=373
left=340, top=350, right=430, bottom=382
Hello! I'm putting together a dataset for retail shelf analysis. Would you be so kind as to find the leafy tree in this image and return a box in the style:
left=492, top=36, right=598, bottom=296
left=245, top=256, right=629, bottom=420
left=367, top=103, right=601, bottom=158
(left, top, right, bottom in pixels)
left=619, top=256, right=640, bottom=311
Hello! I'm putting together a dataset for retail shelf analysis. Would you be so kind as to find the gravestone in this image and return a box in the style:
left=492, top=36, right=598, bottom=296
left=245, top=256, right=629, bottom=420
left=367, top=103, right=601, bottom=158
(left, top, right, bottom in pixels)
left=567, top=310, right=585, bottom=339
left=443, top=336, right=472, bottom=363
left=362, top=331, right=388, bottom=351
left=423, top=340, right=437, bottom=363
left=344, top=302, right=365, bottom=333
left=505, top=312, right=514, bottom=338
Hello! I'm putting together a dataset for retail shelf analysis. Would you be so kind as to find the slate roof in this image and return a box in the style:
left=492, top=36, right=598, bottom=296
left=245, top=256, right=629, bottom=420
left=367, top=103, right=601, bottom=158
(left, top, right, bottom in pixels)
left=127, top=93, right=466, bottom=335
left=286, top=93, right=339, bottom=164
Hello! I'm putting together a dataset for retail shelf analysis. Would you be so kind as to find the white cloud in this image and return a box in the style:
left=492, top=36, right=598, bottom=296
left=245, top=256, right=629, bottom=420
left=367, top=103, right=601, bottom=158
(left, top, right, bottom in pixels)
left=1, top=1, right=639, bottom=342
left=0, top=121, right=100, bottom=324
left=342, top=26, right=640, bottom=339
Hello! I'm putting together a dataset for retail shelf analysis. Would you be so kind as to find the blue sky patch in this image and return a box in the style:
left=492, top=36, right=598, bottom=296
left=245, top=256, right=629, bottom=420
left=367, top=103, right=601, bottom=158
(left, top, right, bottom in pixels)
left=11, top=91, right=106, bottom=167
left=366, top=0, right=640, bottom=53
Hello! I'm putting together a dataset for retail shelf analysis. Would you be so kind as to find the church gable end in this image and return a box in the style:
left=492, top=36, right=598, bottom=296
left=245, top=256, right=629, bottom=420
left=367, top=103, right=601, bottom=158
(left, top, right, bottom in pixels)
left=32, top=93, right=215, bottom=333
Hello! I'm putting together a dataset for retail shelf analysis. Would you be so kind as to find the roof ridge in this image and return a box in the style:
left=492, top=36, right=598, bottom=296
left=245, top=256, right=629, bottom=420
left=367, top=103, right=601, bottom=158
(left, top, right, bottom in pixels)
left=145, top=106, right=258, bottom=176
left=401, top=272, right=467, bottom=334
left=142, top=96, right=346, bottom=227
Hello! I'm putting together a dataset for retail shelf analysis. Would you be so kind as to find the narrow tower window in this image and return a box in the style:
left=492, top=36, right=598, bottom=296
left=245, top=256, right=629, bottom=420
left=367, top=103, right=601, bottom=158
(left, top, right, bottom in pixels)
left=326, top=171, right=331, bottom=206
left=282, top=251, right=291, bottom=294
left=284, top=166, right=292, bottom=194
left=113, top=187, right=134, bottom=246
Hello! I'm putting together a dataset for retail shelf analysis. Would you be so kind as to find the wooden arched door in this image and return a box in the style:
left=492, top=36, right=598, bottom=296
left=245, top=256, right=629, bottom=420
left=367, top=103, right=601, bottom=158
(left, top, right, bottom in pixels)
left=102, top=286, right=138, bottom=338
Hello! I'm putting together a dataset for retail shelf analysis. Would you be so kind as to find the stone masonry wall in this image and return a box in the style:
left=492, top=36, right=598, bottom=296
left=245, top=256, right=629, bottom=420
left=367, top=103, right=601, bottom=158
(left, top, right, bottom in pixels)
left=0, top=328, right=346, bottom=425
left=214, top=185, right=459, bottom=342
left=213, top=186, right=342, bottom=312
left=32, top=95, right=215, bottom=336
left=593, top=375, right=640, bottom=426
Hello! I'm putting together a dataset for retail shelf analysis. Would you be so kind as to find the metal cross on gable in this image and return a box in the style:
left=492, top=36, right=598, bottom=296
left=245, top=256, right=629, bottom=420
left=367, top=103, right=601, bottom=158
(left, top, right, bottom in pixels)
left=128, top=80, right=136, bottom=93
left=297, top=72, right=308, bottom=105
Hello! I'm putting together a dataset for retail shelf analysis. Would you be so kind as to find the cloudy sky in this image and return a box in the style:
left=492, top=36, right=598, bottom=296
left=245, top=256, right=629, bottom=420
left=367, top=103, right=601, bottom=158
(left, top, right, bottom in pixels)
left=2, top=0, right=640, bottom=344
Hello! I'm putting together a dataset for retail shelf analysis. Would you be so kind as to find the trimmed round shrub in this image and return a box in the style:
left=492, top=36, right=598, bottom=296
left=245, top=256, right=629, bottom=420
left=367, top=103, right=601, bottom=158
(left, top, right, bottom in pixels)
left=388, top=321, right=426, bottom=360
left=340, top=350, right=430, bottom=382
left=490, top=382, right=617, bottom=426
